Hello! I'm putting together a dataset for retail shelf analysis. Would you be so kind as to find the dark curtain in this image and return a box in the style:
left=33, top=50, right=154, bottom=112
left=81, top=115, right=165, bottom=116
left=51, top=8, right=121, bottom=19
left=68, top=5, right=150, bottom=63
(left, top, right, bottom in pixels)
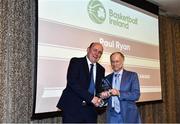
left=139, top=16, right=180, bottom=123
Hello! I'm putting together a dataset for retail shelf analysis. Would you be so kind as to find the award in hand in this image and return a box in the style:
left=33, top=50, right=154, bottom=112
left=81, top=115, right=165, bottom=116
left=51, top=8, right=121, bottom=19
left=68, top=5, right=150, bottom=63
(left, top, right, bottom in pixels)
left=98, top=78, right=112, bottom=107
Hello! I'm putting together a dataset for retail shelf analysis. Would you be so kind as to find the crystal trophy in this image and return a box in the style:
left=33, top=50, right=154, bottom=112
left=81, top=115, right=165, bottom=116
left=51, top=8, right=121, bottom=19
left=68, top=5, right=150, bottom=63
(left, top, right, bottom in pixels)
left=98, top=78, right=112, bottom=107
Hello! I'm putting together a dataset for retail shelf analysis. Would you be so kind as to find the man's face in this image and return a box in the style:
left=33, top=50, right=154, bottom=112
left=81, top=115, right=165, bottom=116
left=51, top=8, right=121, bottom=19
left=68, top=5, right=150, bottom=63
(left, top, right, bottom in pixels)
left=87, top=43, right=103, bottom=63
left=110, top=53, right=124, bottom=72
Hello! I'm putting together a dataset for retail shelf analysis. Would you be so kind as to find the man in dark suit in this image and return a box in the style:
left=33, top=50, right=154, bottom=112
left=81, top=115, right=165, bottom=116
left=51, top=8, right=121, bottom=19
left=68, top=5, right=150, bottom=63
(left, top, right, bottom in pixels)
left=100, top=52, right=141, bottom=123
left=56, top=42, right=105, bottom=123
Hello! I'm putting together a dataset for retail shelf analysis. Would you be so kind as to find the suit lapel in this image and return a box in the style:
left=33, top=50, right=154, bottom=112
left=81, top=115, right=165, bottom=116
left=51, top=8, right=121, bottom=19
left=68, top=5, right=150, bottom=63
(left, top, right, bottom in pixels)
left=82, top=57, right=90, bottom=82
left=96, top=64, right=101, bottom=84
left=120, top=69, right=127, bottom=90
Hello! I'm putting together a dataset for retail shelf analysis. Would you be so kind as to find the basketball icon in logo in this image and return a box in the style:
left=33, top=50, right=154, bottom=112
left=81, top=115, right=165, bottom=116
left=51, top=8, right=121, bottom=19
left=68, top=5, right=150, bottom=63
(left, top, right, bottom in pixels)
left=87, top=0, right=106, bottom=24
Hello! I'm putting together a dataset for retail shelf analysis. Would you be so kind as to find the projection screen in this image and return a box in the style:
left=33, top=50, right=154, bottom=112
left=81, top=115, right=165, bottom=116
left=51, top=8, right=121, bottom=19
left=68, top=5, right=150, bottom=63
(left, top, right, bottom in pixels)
left=35, top=0, right=161, bottom=114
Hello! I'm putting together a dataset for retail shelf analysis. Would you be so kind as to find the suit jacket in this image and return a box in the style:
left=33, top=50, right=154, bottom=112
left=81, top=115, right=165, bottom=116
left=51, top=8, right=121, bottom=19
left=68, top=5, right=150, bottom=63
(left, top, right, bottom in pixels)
left=105, top=69, right=141, bottom=123
left=57, top=57, right=105, bottom=116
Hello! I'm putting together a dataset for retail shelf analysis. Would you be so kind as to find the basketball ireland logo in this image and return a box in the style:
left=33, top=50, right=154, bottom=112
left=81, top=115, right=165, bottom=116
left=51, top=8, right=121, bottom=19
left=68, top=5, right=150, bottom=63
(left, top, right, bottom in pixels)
left=87, top=0, right=106, bottom=24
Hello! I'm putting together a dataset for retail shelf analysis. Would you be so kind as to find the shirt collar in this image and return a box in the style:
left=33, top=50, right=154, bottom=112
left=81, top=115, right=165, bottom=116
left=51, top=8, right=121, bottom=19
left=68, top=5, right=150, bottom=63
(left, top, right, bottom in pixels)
left=86, top=56, right=96, bottom=66
left=114, top=69, right=123, bottom=76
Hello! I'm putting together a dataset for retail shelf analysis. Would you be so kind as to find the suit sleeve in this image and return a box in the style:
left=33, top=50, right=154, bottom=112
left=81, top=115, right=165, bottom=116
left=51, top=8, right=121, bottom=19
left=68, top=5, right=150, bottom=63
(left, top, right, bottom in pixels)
left=119, top=72, right=140, bottom=101
left=66, top=58, right=94, bottom=103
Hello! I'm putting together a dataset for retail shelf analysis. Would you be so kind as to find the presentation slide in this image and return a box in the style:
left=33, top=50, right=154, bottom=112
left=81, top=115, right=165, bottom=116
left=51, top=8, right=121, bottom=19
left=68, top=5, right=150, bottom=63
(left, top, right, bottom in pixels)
left=36, top=0, right=161, bottom=114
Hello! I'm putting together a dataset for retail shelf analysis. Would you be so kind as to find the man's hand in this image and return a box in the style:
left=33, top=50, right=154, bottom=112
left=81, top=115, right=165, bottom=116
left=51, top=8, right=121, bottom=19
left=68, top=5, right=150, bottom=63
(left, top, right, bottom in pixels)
left=109, top=89, right=120, bottom=96
left=91, top=96, right=102, bottom=107
left=99, top=90, right=111, bottom=99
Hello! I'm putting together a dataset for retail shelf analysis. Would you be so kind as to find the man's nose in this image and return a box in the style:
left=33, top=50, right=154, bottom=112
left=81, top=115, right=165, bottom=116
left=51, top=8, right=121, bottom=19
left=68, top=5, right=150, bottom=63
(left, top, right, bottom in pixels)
left=95, top=51, right=99, bottom=56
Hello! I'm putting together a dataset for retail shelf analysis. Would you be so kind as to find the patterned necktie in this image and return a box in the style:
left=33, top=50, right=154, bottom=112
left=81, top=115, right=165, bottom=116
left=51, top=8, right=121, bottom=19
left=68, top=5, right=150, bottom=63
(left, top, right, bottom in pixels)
left=88, top=64, right=95, bottom=95
left=112, top=74, right=120, bottom=113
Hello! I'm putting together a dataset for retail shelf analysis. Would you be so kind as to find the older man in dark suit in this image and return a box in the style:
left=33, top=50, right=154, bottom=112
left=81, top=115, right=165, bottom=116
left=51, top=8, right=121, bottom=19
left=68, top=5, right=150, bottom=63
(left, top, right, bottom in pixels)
left=57, top=42, right=105, bottom=123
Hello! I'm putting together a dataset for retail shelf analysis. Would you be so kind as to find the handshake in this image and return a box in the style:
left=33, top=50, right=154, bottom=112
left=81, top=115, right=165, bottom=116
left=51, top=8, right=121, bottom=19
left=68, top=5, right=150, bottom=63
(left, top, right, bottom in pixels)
left=91, top=89, right=120, bottom=107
